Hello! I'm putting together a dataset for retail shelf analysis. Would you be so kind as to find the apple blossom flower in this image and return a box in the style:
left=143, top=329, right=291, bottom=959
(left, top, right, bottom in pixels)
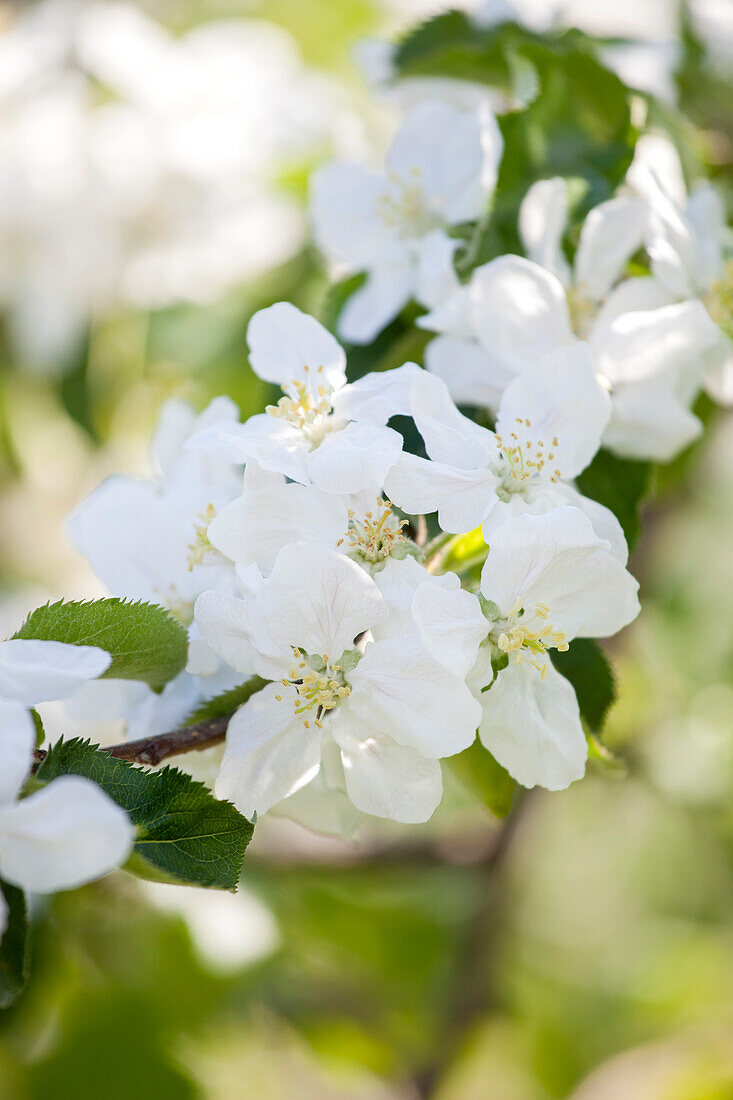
left=384, top=346, right=627, bottom=559
left=413, top=507, right=640, bottom=790
left=194, top=543, right=481, bottom=823
left=421, top=182, right=719, bottom=461
left=311, top=99, right=503, bottom=344
left=67, top=396, right=242, bottom=624
left=187, top=303, right=415, bottom=495
left=629, top=134, right=733, bottom=404
left=0, top=638, right=133, bottom=932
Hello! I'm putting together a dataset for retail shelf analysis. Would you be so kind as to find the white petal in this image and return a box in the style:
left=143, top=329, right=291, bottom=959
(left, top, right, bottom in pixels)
left=414, top=230, right=461, bottom=309
left=412, top=580, right=487, bottom=677
left=336, top=715, right=443, bottom=823
left=371, top=557, right=455, bottom=640
left=335, top=361, right=423, bottom=425
left=0, top=700, right=35, bottom=806
left=593, top=275, right=676, bottom=330
left=550, top=483, right=629, bottom=564
left=208, top=481, right=347, bottom=574
left=480, top=507, right=640, bottom=639
left=496, top=342, right=609, bottom=479
left=264, top=544, right=387, bottom=659
left=215, top=684, right=321, bottom=817
left=603, top=376, right=704, bottom=462
left=310, top=162, right=396, bottom=268
left=384, top=452, right=497, bottom=534
left=519, top=177, right=571, bottom=285
left=191, top=415, right=310, bottom=485
left=0, top=777, right=133, bottom=892
left=685, top=185, right=725, bottom=291
left=305, top=421, right=404, bottom=495
left=479, top=660, right=586, bottom=790
left=386, top=100, right=502, bottom=224
left=574, top=197, right=648, bottom=301
left=151, top=399, right=196, bottom=478
left=0, top=640, right=111, bottom=706
left=194, top=590, right=270, bottom=676
left=469, top=256, right=575, bottom=370
left=246, top=302, right=346, bottom=390
left=704, top=334, right=733, bottom=406
left=424, top=333, right=508, bottom=410
left=591, top=299, right=718, bottom=388
left=349, top=637, right=481, bottom=758
left=338, top=253, right=414, bottom=345
left=409, top=369, right=496, bottom=468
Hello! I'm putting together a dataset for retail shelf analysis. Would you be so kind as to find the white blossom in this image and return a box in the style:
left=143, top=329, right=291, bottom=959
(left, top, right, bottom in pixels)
left=67, top=396, right=242, bottom=623
left=421, top=182, right=719, bottom=461
left=187, top=304, right=414, bottom=495
left=311, top=100, right=503, bottom=344
left=629, top=134, right=733, bottom=405
left=195, top=543, right=481, bottom=823
left=0, top=639, right=133, bottom=930
left=413, top=508, right=640, bottom=790
left=385, top=347, right=627, bottom=558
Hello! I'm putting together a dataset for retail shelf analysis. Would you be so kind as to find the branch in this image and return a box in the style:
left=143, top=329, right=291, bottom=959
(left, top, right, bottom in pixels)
left=33, top=714, right=232, bottom=768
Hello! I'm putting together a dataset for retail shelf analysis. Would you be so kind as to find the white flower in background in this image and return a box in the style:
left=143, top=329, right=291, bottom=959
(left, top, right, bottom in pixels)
left=421, top=182, right=719, bottom=461
left=0, top=0, right=360, bottom=370
left=67, top=396, right=242, bottom=622
left=413, top=508, right=640, bottom=790
left=0, top=638, right=133, bottom=937
left=195, top=544, right=481, bottom=824
left=629, top=134, right=733, bottom=405
left=311, top=99, right=503, bottom=344
left=65, top=395, right=246, bottom=741
left=188, top=304, right=414, bottom=495
left=385, top=346, right=627, bottom=558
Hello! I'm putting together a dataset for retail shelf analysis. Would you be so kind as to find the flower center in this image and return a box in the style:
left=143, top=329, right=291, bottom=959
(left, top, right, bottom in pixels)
left=493, top=419, right=562, bottom=501
left=705, top=259, right=733, bottom=342
left=187, top=502, right=218, bottom=571
left=266, top=366, right=340, bottom=448
left=377, top=169, right=444, bottom=239
left=275, top=648, right=353, bottom=730
left=489, top=598, right=569, bottom=677
left=567, top=286, right=596, bottom=339
left=337, top=498, right=411, bottom=566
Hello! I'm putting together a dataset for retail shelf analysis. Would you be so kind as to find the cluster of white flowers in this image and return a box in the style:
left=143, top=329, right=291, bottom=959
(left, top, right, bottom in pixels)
left=59, top=93, right=732, bottom=834
left=0, top=0, right=358, bottom=369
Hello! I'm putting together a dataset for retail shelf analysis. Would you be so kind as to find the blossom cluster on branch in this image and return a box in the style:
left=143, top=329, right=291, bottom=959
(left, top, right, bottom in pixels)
left=0, top=4, right=730, bottom=1005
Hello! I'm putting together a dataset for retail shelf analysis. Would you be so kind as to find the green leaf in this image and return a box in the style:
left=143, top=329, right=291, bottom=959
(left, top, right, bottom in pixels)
left=36, top=739, right=253, bottom=890
left=575, top=449, right=651, bottom=549
left=184, top=676, right=268, bottom=724
left=14, top=599, right=188, bottom=692
left=551, top=638, right=616, bottom=733
left=320, top=272, right=366, bottom=335
left=395, top=19, right=636, bottom=254
left=0, top=880, right=31, bottom=1008
left=447, top=739, right=515, bottom=818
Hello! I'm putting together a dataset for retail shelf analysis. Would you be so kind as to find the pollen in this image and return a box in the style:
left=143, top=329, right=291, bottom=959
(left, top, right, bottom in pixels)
left=339, top=497, right=410, bottom=565
left=187, top=502, right=218, bottom=571
left=491, top=601, right=568, bottom=674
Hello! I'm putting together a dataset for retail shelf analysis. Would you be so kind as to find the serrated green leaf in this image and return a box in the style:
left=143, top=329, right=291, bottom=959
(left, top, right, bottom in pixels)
left=447, top=739, right=515, bottom=818
left=184, top=676, right=268, bottom=725
left=0, top=880, right=30, bottom=1008
left=551, top=638, right=616, bottom=733
left=36, top=739, right=253, bottom=890
left=575, top=449, right=651, bottom=549
left=14, top=599, right=188, bottom=691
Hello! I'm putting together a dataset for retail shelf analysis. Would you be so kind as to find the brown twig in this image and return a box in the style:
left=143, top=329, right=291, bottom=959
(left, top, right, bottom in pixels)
left=33, top=714, right=232, bottom=768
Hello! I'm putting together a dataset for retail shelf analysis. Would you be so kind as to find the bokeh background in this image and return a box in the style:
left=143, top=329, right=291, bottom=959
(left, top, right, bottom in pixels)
left=0, top=0, right=732, bottom=1097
